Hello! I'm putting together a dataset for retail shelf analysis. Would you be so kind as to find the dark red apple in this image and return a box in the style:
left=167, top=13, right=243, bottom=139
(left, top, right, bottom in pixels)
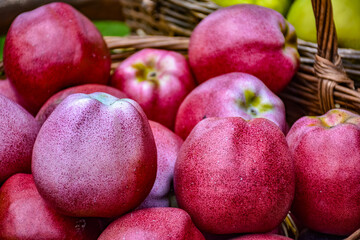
left=3, top=2, right=111, bottom=114
left=174, top=117, right=294, bottom=234
left=36, top=83, right=127, bottom=125
left=32, top=92, right=157, bottom=218
left=98, top=207, right=205, bottom=240
left=0, top=173, right=103, bottom=239
left=0, top=94, right=40, bottom=184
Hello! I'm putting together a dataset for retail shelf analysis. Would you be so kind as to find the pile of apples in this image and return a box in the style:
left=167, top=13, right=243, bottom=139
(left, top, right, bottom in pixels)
left=0, top=2, right=359, bottom=240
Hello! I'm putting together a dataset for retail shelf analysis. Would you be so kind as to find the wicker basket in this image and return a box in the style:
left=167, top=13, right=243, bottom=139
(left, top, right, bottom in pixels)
left=119, top=0, right=360, bottom=124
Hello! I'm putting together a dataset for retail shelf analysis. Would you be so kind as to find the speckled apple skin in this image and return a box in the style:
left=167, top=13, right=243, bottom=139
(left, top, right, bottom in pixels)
left=98, top=207, right=205, bottom=240
left=0, top=94, right=41, bottom=184
left=0, top=79, right=29, bottom=111
left=188, top=4, right=299, bottom=93
left=0, top=173, right=104, bottom=240
left=138, top=120, right=183, bottom=209
left=174, top=117, right=295, bottom=234
left=36, top=84, right=128, bottom=125
left=175, top=72, right=287, bottom=139
left=286, top=109, right=360, bottom=235
left=110, top=48, right=196, bottom=130
left=32, top=93, right=157, bottom=218
left=3, top=2, right=111, bottom=114
left=231, top=233, right=292, bottom=240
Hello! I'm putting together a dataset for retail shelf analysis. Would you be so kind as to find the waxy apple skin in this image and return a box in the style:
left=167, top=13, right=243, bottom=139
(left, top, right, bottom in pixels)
left=174, top=117, right=295, bottom=234
left=188, top=4, right=299, bottom=93
left=110, top=48, right=196, bottom=130
left=232, top=234, right=293, bottom=240
left=138, top=120, right=183, bottom=209
left=32, top=93, right=157, bottom=218
left=0, top=174, right=103, bottom=240
left=98, top=207, right=205, bottom=240
left=175, top=72, right=287, bottom=139
left=36, top=84, right=128, bottom=125
left=0, top=94, right=41, bottom=184
left=286, top=109, right=360, bottom=235
left=3, top=2, right=111, bottom=114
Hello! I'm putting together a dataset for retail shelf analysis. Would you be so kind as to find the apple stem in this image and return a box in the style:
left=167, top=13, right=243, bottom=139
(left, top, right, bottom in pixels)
left=345, top=228, right=360, bottom=240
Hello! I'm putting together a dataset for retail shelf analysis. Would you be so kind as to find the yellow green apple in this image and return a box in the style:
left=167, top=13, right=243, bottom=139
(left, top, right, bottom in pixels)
left=211, top=0, right=293, bottom=16
left=287, top=0, right=360, bottom=50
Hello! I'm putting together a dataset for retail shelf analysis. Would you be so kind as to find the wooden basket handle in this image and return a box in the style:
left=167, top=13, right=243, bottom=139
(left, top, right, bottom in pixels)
left=311, top=0, right=354, bottom=112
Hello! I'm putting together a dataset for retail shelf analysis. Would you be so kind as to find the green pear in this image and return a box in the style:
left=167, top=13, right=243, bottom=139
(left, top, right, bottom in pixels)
left=211, top=0, right=293, bottom=16
left=287, top=0, right=360, bottom=50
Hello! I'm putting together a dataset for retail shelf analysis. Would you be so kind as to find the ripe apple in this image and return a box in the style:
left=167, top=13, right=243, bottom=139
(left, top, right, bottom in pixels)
left=175, top=72, right=287, bottom=140
left=36, top=84, right=127, bottom=125
left=232, top=234, right=293, bottom=240
left=3, top=2, right=111, bottom=115
left=188, top=4, right=299, bottom=93
left=211, top=0, right=293, bottom=16
left=286, top=109, right=360, bottom=235
left=98, top=207, right=205, bottom=240
left=0, top=173, right=104, bottom=239
left=0, top=94, right=40, bottom=184
left=0, top=78, right=29, bottom=111
left=110, top=48, right=196, bottom=130
left=138, top=120, right=183, bottom=209
left=174, top=117, right=295, bottom=234
left=287, top=0, right=360, bottom=50
left=32, top=92, right=157, bottom=218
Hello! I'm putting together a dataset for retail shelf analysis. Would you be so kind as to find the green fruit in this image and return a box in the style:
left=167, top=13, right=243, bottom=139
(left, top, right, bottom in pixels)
left=211, top=0, right=293, bottom=16
left=287, top=0, right=360, bottom=50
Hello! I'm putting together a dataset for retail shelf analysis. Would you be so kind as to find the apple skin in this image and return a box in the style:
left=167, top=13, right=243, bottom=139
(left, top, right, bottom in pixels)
left=188, top=4, right=299, bottom=93
left=175, top=72, right=287, bottom=140
left=174, top=117, right=295, bottom=234
left=231, top=234, right=292, bottom=240
left=98, top=207, right=205, bottom=240
left=0, top=78, right=29, bottom=111
left=286, top=109, right=360, bottom=235
left=110, top=48, right=196, bottom=130
left=0, top=94, right=41, bottom=184
left=32, top=92, right=157, bottom=218
left=0, top=173, right=104, bottom=240
left=3, top=2, right=111, bottom=115
left=137, top=120, right=183, bottom=209
left=36, top=84, right=128, bottom=125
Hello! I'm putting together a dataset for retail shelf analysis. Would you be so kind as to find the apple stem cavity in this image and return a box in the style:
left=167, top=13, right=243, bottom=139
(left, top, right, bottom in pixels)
left=237, top=89, right=273, bottom=116
left=132, top=60, right=159, bottom=85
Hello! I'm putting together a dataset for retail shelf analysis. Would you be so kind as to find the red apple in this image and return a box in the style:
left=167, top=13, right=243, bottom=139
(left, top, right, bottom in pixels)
left=32, top=92, right=157, bottom=218
left=98, top=207, right=205, bottom=240
left=36, top=84, right=127, bottom=125
left=231, top=234, right=293, bottom=240
left=286, top=109, right=360, bottom=235
left=188, top=4, right=299, bottom=93
left=3, top=2, right=111, bottom=114
left=0, top=94, right=40, bottom=184
left=0, top=78, right=28, bottom=110
left=174, top=117, right=295, bottom=234
left=110, top=48, right=196, bottom=130
left=0, top=173, right=104, bottom=239
left=138, top=120, right=183, bottom=209
left=175, top=72, right=287, bottom=140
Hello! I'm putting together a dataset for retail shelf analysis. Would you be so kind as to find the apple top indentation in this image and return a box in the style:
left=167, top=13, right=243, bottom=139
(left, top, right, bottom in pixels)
left=238, top=89, right=273, bottom=117
left=88, top=92, right=119, bottom=106
left=132, top=59, right=159, bottom=85
left=316, top=109, right=360, bottom=128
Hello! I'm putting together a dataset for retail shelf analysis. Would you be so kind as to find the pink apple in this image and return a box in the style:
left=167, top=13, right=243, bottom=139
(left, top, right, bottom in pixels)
left=3, top=2, right=111, bottom=114
left=36, top=84, right=128, bottom=125
left=98, top=207, right=205, bottom=240
left=188, top=4, right=299, bottom=93
left=174, top=117, right=295, bottom=234
left=32, top=92, right=157, bottom=218
left=0, top=94, right=41, bottom=184
left=0, top=173, right=104, bottom=239
left=175, top=72, right=287, bottom=139
left=286, top=109, right=360, bottom=235
left=231, top=234, right=293, bottom=240
left=0, top=78, right=29, bottom=111
left=137, top=120, right=183, bottom=209
left=110, top=48, right=196, bottom=130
